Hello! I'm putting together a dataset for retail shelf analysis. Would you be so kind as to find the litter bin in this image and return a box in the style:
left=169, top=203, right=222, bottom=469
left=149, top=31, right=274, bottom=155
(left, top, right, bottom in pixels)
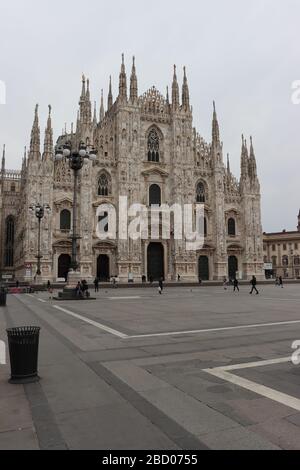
left=0, top=287, right=7, bottom=306
left=6, top=326, right=41, bottom=383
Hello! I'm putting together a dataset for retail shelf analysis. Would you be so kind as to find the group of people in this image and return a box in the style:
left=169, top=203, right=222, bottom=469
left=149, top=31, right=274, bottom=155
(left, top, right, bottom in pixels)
left=223, top=276, right=260, bottom=294
left=75, top=280, right=90, bottom=298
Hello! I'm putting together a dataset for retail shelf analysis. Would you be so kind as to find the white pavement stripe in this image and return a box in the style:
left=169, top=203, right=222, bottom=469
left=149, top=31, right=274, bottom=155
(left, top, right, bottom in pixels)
left=52, top=305, right=128, bottom=339
left=214, top=357, right=291, bottom=372
left=38, top=298, right=47, bottom=303
left=203, top=357, right=300, bottom=412
left=129, top=319, right=300, bottom=339
left=107, top=296, right=141, bottom=300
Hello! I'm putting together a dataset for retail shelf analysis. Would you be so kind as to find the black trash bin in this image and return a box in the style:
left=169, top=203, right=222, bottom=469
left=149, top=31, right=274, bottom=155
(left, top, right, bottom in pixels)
left=6, top=326, right=41, bottom=383
left=0, top=287, right=7, bottom=306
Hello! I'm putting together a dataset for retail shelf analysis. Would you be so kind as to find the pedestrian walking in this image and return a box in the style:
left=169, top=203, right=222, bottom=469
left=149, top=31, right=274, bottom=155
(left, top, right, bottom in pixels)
left=158, top=277, right=164, bottom=294
left=233, top=278, right=240, bottom=292
left=177, top=274, right=181, bottom=282
left=279, top=276, right=284, bottom=288
left=275, top=277, right=279, bottom=287
left=94, top=277, right=99, bottom=292
left=223, top=277, right=228, bottom=290
left=250, top=275, right=259, bottom=295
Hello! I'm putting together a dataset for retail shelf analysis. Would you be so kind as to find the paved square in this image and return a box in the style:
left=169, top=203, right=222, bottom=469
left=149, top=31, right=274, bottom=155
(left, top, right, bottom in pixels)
left=1, top=283, right=300, bottom=449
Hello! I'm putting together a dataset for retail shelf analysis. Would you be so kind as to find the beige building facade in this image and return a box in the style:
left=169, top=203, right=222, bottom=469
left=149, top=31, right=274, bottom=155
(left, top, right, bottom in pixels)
left=263, top=212, right=300, bottom=279
left=0, top=57, right=264, bottom=283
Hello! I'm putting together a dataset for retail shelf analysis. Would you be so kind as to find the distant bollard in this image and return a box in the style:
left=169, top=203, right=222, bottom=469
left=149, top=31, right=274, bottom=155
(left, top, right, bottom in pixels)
left=6, top=327, right=41, bottom=383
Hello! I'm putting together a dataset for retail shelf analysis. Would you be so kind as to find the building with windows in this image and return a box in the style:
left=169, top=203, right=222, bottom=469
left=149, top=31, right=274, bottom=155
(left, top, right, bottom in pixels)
left=263, top=212, right=300, bottom=279
left=0, top=57, right=264, bottom=283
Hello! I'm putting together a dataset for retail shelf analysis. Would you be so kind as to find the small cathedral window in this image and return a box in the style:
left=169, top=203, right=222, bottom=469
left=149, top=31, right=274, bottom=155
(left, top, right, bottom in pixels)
left=147, top=129, right=160, bottom=162
left=228, top=218, right=236, bottom=236
left=196, top=182, right=206, bottom=203
left=98, top=173, right=110, bottom=196
left=60, top=209, right=71, bottom=231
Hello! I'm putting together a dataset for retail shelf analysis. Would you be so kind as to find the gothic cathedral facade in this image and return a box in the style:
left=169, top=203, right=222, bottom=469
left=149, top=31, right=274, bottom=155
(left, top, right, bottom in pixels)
left=0, top=57, right=264, bottom=283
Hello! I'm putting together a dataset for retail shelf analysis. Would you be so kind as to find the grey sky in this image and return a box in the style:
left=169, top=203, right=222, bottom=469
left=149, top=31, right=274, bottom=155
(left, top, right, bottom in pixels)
left=0, top=0, right=299, bottom=232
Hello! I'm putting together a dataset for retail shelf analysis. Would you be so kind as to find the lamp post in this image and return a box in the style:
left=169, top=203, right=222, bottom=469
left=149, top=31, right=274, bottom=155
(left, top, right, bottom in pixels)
left=29, top=204, right=51, bottom=278
left=290, top=248, right=294, bottom=279
left=54, top=141, right=97, bottom=278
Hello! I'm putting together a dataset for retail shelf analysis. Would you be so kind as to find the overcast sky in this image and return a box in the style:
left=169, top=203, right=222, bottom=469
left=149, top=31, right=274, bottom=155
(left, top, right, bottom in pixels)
left=0, top=0, right=299, bottom=232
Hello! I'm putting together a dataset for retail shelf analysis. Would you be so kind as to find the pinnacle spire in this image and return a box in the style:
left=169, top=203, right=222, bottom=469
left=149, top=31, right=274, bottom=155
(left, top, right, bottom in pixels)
left=227, top=153, right=230, bottom=174
left=172, top=65, right=180, bottom=109
left=93, top=100, right=97, bottom=126
left=108, top=76, right=113, bottom=110
left=100, top=89, right=105, bottom=121
left=212, top=101, right=220, bottom=146
left=43, top=104, right=53, bottom=159
left=130, top=56, right=138, bottom=102
left=166, top=86, right=169, bottom=105
left=29, top=104, right=41, bottom=159
left=1, top=144, right=5, bottom=173
left=118, top=53, right=127, bottom=101
left=182, top=66, right=190, bottom=110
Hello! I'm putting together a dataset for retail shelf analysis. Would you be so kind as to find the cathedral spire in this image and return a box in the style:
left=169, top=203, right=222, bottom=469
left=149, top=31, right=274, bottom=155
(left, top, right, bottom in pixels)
left=249, top=135, right=257, bottom=179
left=93, top=101, right=97, bottom=126
left=108, top=76, right=113, bottom=110
left=86, top=78, right=92, bottom=122
left=212, top=101, right=220, bottom=146
left=29, top=104, right=41, bottom=160
left=240, top=134, right=248, bottom=180
left=182, top=66, right=190, bottom=111
left=100, top=90, right=105, bottom=122
left=1, top=144, right=5, bottom=179
left=43, top=104, right=53, bottom=159
left=130, top=56, right=138, bottom=102
left=79, top=74, right=86, bottom=121
left=118, top=53, right=127, bottom=101
left=227, top=153, right=230, bottom=174
left=166, top=86, right=170, bottom=105
left=172, top=65, right=180, bottom=109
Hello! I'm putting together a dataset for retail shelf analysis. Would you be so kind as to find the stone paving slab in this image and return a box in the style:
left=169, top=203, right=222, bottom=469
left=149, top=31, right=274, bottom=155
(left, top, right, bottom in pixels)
left=2, top=286, right=300, bottom=449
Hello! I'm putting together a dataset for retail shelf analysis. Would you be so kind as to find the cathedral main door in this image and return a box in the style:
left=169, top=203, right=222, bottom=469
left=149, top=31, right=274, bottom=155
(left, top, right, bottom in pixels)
left=228, top=255, right=238, bottom=280
left=147, top=243, right=164, bottom=281
left=97, top=255, right=110, bottom=281
left=198, top=256, right=209, bottom=281
left=58, top=254, right=71, bottom=281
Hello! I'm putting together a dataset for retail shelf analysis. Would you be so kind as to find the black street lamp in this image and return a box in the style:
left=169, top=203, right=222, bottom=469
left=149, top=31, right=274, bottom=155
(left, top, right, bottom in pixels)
left=55, top=141, right=97, bottom=274
left=29, top=204, right=51, bottom=277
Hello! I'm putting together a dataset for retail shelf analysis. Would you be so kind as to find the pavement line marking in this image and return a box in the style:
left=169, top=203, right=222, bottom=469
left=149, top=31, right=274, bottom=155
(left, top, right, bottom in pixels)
left=107, top=296, right=141, bottom=300
left=213, top=357, right=291, bottom=372
left=38, top=298, right=47, bottom=303
left=203, top=357, right=300, bottom=412
left=52, top=305, right=128, bottom=339
left=128, top=319, right=300, bottom=338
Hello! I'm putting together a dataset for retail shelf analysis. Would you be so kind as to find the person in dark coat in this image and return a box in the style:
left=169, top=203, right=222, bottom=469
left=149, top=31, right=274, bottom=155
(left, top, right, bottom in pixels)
left=279, top=276, right=284, bottom=288
left=250, top=276, right=259, bottom=295
left=94, top=277, right=99, bottom=292
left=233, top=278, right=239, bottom=292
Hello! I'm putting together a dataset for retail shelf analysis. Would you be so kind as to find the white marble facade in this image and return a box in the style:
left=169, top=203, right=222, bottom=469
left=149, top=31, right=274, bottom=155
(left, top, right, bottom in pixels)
left=0, top=57, right=264, bottom=283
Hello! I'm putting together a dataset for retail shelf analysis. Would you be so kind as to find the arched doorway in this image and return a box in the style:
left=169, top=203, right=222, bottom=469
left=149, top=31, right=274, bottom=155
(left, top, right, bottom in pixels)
left=147, top=243, right=164, bottom=281
left=97, top=255, right=110, bottom=281
left=58, top=254, right=71, bottom=280
left=228, top=256, right=238, bottom=280
left=198, top=256, right=209, bottom=281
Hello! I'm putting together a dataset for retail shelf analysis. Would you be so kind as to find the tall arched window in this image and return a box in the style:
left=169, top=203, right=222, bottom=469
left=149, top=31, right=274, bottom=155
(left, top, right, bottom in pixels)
left=228, top=218, right=236, bottom=236
left=196, top=182, right=206, bottom=203
left=149, top=184, right=161, bottom=206
left=5, top=215, right=14, bottom=267
left=272, top=256, right=277, bottom=267
left=147, top=129, right=160, bottom=162
left=282, top=255, right=289, bottom=266
left=98, top=172, right=111, bottom=197
left=60, top=209, right=71, bottom=230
